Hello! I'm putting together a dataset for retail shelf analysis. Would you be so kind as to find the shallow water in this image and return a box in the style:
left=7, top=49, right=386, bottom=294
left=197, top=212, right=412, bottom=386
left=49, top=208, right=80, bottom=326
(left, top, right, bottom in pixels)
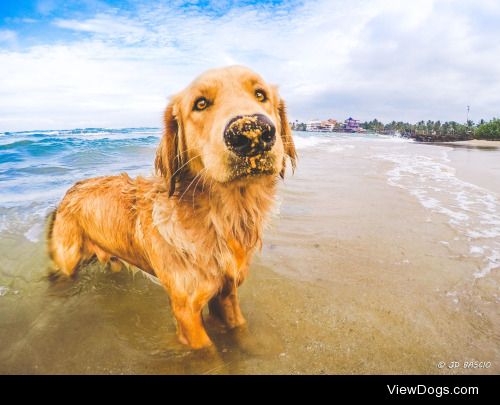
left=0, top=129, right=499, bottom=374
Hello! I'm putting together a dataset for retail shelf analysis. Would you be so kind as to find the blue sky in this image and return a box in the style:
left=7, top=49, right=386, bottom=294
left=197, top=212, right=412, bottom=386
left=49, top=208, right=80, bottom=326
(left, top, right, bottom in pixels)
left=1, top=0, right=499, bottom=131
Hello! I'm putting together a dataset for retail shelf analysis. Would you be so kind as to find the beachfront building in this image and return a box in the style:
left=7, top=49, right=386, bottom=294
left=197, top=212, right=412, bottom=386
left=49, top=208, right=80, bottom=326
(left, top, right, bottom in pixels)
left=344, top=117, right=360, bottom=132
left=306, top=119, right=338, bottom=132
left=325, top=119, right=338, bottom=128
left=306, top=120, right=322, bottom=131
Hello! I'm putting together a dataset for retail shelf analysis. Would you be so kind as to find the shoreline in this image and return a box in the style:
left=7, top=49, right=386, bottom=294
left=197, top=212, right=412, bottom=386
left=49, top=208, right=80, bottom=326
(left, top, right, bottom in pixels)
left=418, top=139, right=500, bottom=149
left=443, top=139, right=500, bottom=147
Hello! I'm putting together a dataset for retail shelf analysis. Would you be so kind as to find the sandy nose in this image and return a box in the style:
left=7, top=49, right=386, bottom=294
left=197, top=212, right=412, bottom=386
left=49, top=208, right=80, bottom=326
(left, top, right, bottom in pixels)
left=224, top=114, right=276, bottom=157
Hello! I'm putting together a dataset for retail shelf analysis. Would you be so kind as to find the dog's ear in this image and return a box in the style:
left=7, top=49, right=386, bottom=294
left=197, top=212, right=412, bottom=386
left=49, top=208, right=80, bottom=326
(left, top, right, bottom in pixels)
left=155, top=101, right=181, bottom=196
left=278, top=99, right=297, bottom=179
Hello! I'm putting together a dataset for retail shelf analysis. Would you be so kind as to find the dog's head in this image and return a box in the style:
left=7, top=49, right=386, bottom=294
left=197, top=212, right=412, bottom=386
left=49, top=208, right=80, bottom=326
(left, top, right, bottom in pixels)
left=155, top=66, right=297, bottom=195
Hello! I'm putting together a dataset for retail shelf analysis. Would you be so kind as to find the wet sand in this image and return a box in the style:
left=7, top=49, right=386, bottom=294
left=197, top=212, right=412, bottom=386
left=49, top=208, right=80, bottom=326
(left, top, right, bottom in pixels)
left=0, top=134, right=499, bottom=374
left=446, top=140, right=500, bottom=148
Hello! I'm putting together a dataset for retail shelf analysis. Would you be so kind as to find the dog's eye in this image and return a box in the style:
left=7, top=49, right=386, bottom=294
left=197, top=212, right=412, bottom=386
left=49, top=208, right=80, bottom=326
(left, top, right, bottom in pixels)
left=194, top=97, right=209, bottom=111
left=255, top=89, right=267, bottom=102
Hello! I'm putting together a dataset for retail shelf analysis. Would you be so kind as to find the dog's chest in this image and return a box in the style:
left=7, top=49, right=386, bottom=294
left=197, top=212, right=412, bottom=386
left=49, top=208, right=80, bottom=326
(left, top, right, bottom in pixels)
left=152, top=202, right=197, bottom=256
left=151, top=200, right=254, bottom=281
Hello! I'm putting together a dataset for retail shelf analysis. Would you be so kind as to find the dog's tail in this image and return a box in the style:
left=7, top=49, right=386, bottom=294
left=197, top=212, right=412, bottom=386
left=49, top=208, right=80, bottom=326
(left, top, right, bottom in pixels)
left=46, top=209, right=57, bottom=261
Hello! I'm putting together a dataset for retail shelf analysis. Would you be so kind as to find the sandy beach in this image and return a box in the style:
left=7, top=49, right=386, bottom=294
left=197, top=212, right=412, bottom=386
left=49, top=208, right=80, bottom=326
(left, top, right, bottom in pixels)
left=0, top=130, right=499, bottom=374
left=442, top=139, right=500, bottom=148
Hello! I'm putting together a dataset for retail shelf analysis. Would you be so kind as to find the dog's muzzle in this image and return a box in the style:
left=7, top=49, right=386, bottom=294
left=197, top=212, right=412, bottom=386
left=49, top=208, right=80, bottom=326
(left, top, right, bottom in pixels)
left=224, top=114, right=276, bottom=157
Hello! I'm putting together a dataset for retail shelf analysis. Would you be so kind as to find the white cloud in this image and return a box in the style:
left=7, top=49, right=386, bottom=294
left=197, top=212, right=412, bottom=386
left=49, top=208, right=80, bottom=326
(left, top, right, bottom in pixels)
left=0, top=0, right=499, bottom=131
left=0, top=29, right=17, bottom=45
left=53, top=14, right=149, bottom=44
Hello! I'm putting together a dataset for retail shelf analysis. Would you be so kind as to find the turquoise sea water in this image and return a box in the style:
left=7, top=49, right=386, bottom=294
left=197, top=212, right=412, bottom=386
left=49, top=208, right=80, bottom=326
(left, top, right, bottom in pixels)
left=0, top=128, right=160, bottom=239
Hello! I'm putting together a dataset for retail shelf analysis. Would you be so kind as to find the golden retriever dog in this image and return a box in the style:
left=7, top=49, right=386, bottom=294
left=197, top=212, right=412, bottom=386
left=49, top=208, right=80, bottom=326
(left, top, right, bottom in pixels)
left=47, top=66, right=296, bottom=349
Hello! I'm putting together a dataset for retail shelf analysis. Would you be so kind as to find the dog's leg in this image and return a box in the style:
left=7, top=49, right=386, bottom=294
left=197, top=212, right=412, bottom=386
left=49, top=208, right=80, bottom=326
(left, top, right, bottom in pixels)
left=87, top=241, right=123, bottom=273
left=91, top=242, right=110, bottom=264
left=155, top=259, right=216, bottom=349
left=109, top=258, right=124, bottom=273
left=170, top=292, right=213, bottom=349
left=209, top=283, right=246, bottom=329
left=49, top=213, right=83, bottom=277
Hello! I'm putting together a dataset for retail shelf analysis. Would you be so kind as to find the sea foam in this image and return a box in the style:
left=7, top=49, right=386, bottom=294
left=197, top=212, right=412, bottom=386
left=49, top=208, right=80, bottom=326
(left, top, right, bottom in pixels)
left=378, top=150, right=500, bottom=278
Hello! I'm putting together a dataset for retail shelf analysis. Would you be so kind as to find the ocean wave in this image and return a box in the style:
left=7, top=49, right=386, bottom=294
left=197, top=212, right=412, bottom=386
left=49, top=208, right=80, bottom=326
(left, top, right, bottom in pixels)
left=292, top=131, right=412, bottom=150
left=24, top=222, right=44, bottom=243
left=1, top=127, right=159, bottom=137
left=0, top=186, right=69, bottom=205
left=2, top=166, right=73, bottom=177
left=0, top=202, right=54, bottom=242
left=377, top=135, right=414, bottom=143
left=0, top=128, right=161, bottom=240
left=0, top=153, right=23, bottom=165
left=378, top=151, right=500, bottom=279
left=327, top=144, right=355, bottom=153
left=0, top=135, right=159, bottom=152
left=0, top=139, right=37, bottom=150
left=293, top=134, right=334, bottom=149
left=0, top=128, right=160, bottom=151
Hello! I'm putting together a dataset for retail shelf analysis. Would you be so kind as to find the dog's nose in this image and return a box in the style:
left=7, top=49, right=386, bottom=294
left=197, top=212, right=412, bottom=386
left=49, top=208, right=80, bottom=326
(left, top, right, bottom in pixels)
left=224, top=114, right=276, bottom=157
